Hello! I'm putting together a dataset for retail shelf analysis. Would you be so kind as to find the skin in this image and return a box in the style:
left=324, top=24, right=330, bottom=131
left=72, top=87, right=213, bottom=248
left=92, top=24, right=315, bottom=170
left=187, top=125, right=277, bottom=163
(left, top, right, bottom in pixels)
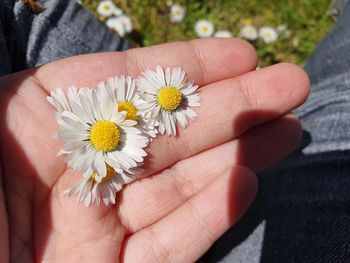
left=0, top=38, right=310, bottom=262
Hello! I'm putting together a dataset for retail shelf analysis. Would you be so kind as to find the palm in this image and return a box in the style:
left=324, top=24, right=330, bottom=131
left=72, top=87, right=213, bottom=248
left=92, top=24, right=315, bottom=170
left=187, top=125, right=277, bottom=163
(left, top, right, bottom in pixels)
left=0, top=39, right=309, bottom=262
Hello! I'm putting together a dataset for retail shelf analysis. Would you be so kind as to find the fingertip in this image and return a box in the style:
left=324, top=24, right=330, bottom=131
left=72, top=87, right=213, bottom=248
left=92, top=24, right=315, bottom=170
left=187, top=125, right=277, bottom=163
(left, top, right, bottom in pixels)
left=273, top=63, right=311, bottom=106
left=230, top=38, right=259, bottom=71
left=237, top=62, right=311, bottom=111
left=229, top=166, right=258, bottom=223
left=281, top=114, right=303, bottom=151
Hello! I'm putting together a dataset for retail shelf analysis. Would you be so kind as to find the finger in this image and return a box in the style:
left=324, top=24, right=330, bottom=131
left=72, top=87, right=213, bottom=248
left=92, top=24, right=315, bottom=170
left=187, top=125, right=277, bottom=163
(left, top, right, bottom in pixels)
left=34, top=38, right=258, bottom=90
left=122, top=166, right=257, bottom=263
left=37, top=182, right=124, bottom=262
left=0, top=78, right=65, bottom=203
left=143, top=63, right=309, bottom=175
left=118, top=114, right=301, bottom=232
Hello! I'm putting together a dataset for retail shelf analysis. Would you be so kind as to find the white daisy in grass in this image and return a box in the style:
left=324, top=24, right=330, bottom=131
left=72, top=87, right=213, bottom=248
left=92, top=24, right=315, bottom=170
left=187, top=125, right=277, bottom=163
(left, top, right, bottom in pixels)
left=100, top=75, right=157, bottom=138
left=118, top=15, right=133, bottom=33
left=277, top=24, right=287, bottom=32
left=49, top=86, right=148, bottom=182
left=169, top=4, right=186, bottom=23
left=106, top=15, right=132, bottom=36
left=194, top=20, right=214, bottom=38
left=137, top=65, right=201, bottom=136
left=259, top=26, right=278, bottom=44
left=240, top=25, right=258, bottom=41
left=112, top=6, right=123, bottom=16
left=214, top=30, right=232, bottom=38
left=106, top=17, right=126, bottom=37
left=97, top=0, right=117, bottom=17
left=65, top=165, right=141, bottom=206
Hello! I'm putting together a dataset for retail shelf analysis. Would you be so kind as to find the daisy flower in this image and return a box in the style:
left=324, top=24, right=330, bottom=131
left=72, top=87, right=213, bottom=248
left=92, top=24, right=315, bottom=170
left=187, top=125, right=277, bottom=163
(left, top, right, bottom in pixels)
left=137, top=65, right=201, bottom=136
left=292, top=37, right=300, bottom=48
left=112, top=6, right=123, bottom=16
left=169, top=4, right=186, bottom=23
left=194, top=20, right=214, bottom=38
left=276, top=25, right=291, bottom=39
left=259, top=27, right=278, bottom=44
left=106, top=15, right=132, bottom=36
left=243, top=18, right=254, bottom=25
left=49, top=86, right=149, bottom=182
left=100, top=75, right=157, bottom=138
left=277, top=24, right=287, bottom=32
left=117, top=14, right=133, bottom=33
left=65, top=165, right=141, bottom=206
left=97, top=0, right=117, bottom=17
left=240, top=25, right=258, bottom=41
left=214, top=30, right=232, bottom=38
left=106, top=17, right=126, bottom=36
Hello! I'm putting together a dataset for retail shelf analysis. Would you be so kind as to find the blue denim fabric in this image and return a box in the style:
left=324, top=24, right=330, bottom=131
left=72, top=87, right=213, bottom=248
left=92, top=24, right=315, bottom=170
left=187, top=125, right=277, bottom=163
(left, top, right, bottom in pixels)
left=0, top=0, right=130, bottom=76
left=204, top=2, right=350, bottom=263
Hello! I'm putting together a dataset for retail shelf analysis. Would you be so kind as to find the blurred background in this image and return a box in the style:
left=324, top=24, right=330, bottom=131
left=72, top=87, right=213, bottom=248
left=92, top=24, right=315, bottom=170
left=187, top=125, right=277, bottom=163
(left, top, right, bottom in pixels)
left=80, top=0, right=335, bottom=67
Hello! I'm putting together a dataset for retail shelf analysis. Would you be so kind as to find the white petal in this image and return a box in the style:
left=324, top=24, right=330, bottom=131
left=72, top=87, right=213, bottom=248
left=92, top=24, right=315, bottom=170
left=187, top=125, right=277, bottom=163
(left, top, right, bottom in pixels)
left=184, top=108, right=197, bottom=119
left=116, top=75, right=126, bottom=101
left=70, top=100, right=91, bottom=123
left=168, top=113, right=177, bottom=135
left=119, top=120, right=137, bottom=127
left=155, top=65, right=166, bottom=86
left=83, top=192, right=92, bottom=207
left=180, top=83, right=198, bottom=95
left=175, top=111, right=188, bottom=128
left=137, top=78, right=159, bottom=95
left=105, top=156, right=122, bottom=170
left=151, top=105, right=161, bottom=119
left=161, top=111, right=173, bottom=135
left=58, top=130, right=88, bottom=141
left=62, top=141, right=87, bottom=152
left=79, top=90, right=95, bottom=122
left=93, top=152, right=107, bottom=181
left=171, top=68, right=185, bottom=87
left=125, top=76, right=136, bottom=102
left=158, top=114, right=165, bottom=135
left=165, top=67, right=172, bottom=86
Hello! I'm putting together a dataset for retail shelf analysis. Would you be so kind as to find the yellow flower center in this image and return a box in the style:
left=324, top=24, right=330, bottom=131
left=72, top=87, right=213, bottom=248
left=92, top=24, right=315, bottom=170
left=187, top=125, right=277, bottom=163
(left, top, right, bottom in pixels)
left=118, top=101, right=138, bottom=121
left=103, top=4, right=110, bottom=11
left=157, top=86, right=183, bottom=111
left=90, top=120, right=120, bottom=152
left=244, top=18, right=253, bottom=25
left=201, top=26, right=208, bottom=32
left=91, top=164, right=115, bottom=182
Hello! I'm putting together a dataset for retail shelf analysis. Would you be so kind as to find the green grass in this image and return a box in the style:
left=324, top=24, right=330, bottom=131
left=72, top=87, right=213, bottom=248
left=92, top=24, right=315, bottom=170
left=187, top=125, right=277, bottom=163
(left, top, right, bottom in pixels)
left=81, top=0, right=334, bottom=67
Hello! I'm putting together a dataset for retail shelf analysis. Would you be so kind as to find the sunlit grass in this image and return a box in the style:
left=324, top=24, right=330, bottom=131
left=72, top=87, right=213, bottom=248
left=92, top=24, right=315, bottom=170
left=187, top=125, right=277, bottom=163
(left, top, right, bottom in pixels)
left=81, top=0, right=334, bottom=67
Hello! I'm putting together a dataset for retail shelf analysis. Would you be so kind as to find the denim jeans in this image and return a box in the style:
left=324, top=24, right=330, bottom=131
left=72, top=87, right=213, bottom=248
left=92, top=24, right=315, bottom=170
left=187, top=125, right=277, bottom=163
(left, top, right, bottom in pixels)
left=1, top=0, right=349, bottom=262
left=0, top=0, right=130, bottom=77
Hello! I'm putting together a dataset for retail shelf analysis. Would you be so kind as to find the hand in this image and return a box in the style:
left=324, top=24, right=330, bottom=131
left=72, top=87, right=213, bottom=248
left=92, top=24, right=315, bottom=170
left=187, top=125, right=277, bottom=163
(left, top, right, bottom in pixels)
left=0, top=38, right=309, bottom=262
